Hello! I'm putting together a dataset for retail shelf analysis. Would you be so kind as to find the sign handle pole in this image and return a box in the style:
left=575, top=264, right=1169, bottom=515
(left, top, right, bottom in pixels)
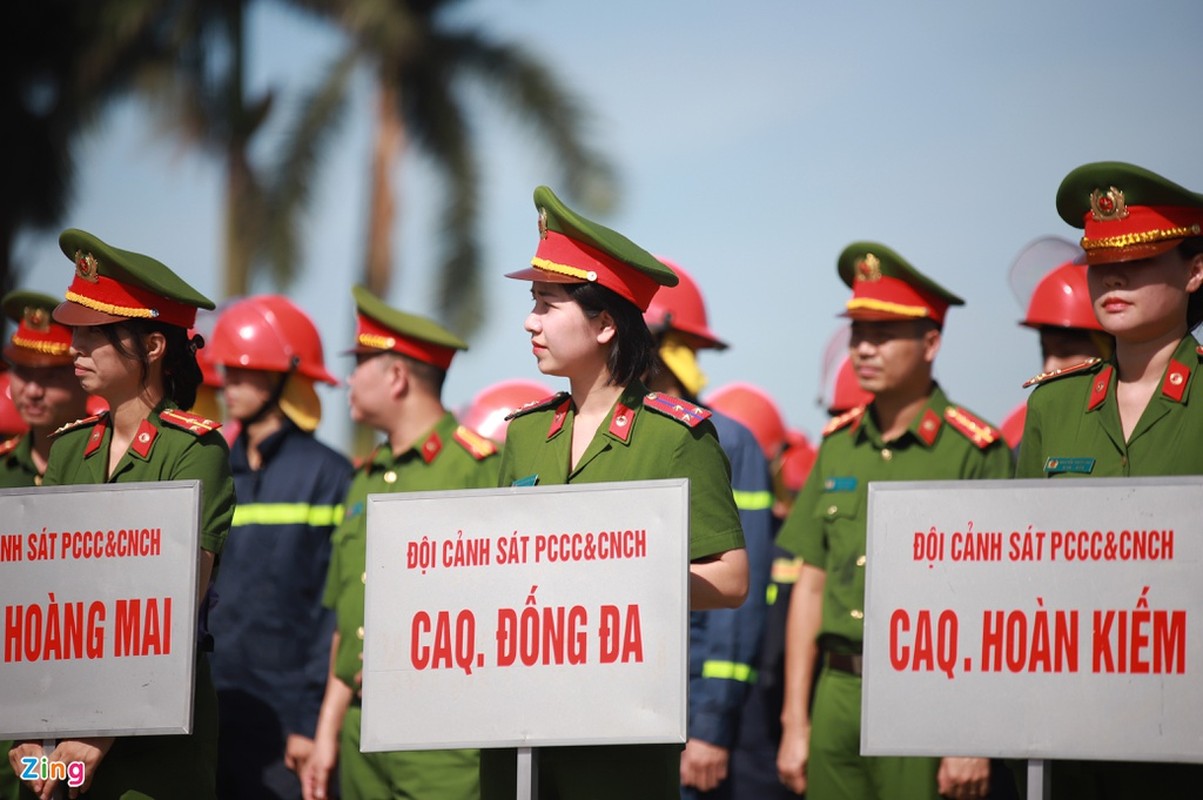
left=517, top=746, right=538, bottom=800
left=1026, top=759, right=1050, bottom=800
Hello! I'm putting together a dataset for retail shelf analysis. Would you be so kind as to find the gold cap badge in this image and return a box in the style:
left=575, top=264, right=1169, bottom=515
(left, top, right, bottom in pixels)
left=1089, top=186, right=1129, bottom=222
left=74, top=251, right=100, bottom=283
left=856, top=253, right=882, bottom=282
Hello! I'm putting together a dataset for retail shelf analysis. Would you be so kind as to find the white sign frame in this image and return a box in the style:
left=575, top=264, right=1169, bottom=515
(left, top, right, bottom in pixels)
left=0, top=481, right=200, bottom=739
left=862, top=477, right=1203, bottom=764
left=360, top=479, right=690, bottom=752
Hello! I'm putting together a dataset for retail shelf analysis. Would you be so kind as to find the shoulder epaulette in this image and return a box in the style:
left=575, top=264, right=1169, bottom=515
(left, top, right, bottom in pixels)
left=51, top=413, right=105, bottom=439
left=943, top=405, right=1001, bottom=449
left=453, top=425, right=498, bottom=460
left=1022, top=357, right=1102, bottom=389
left=822, top=405, right=865, bottom=437
left=159, top=408, right=222, bottom=436
left=0, top=435, right=20, bottom=456
left=643, top=392, right=711, bottom=428
left=505, top=392, right=570, bottom=421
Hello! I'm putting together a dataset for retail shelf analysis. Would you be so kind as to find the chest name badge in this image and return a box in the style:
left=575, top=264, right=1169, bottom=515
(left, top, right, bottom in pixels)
left=512, top=474, right=539, bottom=487
left=1044, top=457, right=1095, bottom=475
left=824, top=476, right=858, bottom=492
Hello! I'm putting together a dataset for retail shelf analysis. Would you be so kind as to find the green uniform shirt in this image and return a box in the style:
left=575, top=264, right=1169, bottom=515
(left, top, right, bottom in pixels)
left=0, top=433, right=39, bottom=488
left=777, top=384, right=1012, bottom=647
left=43, top=403, right=235, bottom=555
left=498, top=381, right=745, bottom=562
left=323, top=411, right=500, bottom=689
left=1016, top=334, right=1203, bottom=479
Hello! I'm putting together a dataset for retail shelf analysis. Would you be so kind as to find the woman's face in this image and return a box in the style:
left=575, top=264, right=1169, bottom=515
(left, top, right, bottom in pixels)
left=70, top=325, right=146, bottom=401
left=524, top=282, right=611, bottom=379
left=1087, top=250, right=1203, bottom=343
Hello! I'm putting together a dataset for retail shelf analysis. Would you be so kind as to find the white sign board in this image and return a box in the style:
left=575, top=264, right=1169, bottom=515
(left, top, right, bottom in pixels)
left=0, top=481, right=200, bottom=738
left=862, top=477, right=1203, bottom=763
left=361, top=479, right=689, bottom=751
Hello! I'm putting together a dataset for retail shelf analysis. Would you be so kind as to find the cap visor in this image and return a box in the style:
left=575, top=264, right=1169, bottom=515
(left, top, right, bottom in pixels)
left=839, top=309, right=931, bottom=322
left=2, top=345, right=73, bottom=368
left=52, top=300, right=127, bottom=327
left=505, top=267, right=583, bottom=284
left=1085, top=239, right=1181, bottom=266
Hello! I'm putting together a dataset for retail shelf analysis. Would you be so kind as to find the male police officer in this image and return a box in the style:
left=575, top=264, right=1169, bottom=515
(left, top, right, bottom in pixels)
left=304, top=287, right=499, bottom=800
left=775, top=243, right=1013, bottom=800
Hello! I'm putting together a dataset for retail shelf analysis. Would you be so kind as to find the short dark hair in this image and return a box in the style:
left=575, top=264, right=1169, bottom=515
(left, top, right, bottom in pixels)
left=1180, top=239, right=1203, bottom=331
left=99, top=320, right=203, bottom=410
left=398, top=353, right=447, bottom=396
left=565, top=282, right=658, bottom=386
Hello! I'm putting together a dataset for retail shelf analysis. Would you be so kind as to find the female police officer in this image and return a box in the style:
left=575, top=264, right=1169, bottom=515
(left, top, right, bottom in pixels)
left=1017, top=162, right=1203, bottom=797
left=10, top=229, right=234, bottom=800
left=479, top=186, right=748, bottom=800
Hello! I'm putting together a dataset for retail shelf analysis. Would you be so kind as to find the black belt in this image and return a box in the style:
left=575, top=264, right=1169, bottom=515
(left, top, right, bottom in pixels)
left=824, top=652, right=863, bottom=676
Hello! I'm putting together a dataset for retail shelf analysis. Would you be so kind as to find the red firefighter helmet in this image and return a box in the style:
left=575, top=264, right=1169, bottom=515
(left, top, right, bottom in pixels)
left=779, top=430, right=816, bottom=493
left=829, top=356, right=873, bottom=414
left=0, top=372, right=29, bottom=436
left=460, top=379, right=554, bottom=443
left=705, top=382, right=788, bottom=460
left=1022, top=262, right=1103, bottom=331
left=643, top=258, right=727, bottom=349
left=209, top=295, right=337, bottom=385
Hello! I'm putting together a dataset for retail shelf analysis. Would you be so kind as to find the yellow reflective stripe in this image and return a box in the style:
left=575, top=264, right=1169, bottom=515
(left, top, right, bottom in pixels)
left=731, top=489, right=773, bottom=511
left=231, top=503, right=345, bottom=527
left=701, top=660, right=758, bottom=684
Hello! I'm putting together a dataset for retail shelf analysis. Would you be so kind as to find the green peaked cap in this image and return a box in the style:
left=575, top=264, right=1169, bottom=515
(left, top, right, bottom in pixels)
left=513, top=185, right=677, bottom=311
left=2, top=290, right=60, bottom=324
left=837, top=241, right=964, bottom=325
left=1056, top=161, right=1203, bottom=229
left=350, top=285, right=468, bottom=370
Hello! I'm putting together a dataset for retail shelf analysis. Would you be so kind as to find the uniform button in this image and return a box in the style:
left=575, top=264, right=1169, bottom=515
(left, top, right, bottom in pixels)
left=356, top=626, right=365, bottom=640
left=856, top=555, right=866, bottom=567
left=361, top=572, right=367, bottom=584
left=850, top=609, right=864, bottom=620
left=826, top=505, right=838, bottom=517
left=383, top=470, right=397, bottom=484
left=881, top=448, right=893, bottom=461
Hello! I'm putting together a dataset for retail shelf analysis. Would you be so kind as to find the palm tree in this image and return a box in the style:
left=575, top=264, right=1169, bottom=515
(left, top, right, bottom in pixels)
left=1, top=1, right=172, bottom=304
left=288, top=0, right=617, bottom=337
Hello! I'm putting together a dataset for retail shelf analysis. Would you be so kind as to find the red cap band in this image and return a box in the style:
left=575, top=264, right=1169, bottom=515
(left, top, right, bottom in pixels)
left=354, top=313, right=457, bottom=371
left=64, top=272, right=198, bottom=328
left=1081, top=204, right=1203, bottom=264
left=531, top=230, right=661, bottom=311
left=844, top=274, right=950, bottom=325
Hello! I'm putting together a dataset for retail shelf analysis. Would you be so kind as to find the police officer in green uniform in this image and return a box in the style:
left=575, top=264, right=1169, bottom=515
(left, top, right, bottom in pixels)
left=478, top=186, right=748, bottom=800
left=8, top=229, right=234, bottom=800
left=0, top=291, right=91, bottom=489
left=303, top=286, right=499, bottom=800
left=775, top=243, right=1014, bottom=800
left=1016, top=162, right=1203, bottom=798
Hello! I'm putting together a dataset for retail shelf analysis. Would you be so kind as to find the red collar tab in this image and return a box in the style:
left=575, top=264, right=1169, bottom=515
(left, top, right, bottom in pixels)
left=532, top=229, right=661, bottom=312
left=1087, top=364, right=1114, bottom=411
left=159, top=408, right=221, bottom=436
left=419, top=431, right=443, bottom=464
left=642, top=392, right=711, bottom=428
left=130, top=419, right=159, bottom=459
left=822, top=405, right=865, bottom=438
left=607, top=401, right=636, bottom=442
left=943, top=406, right=1000, bottom=449
left=1161, top=359, right=1191, bottom=403
left=453, top=425, right=497, bottom=460
left=547, top=397, right=571, bottom=440
left=916, top=408, right=942, bottom=446
left=83, top=418, right=108, bottom=457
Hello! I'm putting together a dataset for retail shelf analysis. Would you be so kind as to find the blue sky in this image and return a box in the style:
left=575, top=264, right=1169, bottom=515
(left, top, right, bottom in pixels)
left=13, top=0, right=1203, bottom=451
